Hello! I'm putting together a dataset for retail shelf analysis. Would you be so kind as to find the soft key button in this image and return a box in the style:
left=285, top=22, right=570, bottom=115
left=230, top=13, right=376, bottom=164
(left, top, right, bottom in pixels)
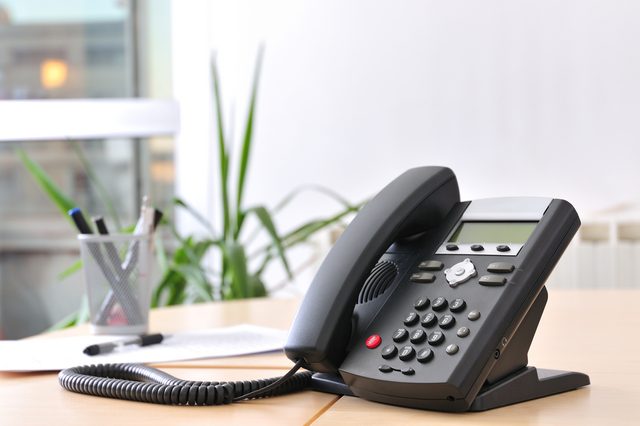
left=444, top=258, right=477, bottom=287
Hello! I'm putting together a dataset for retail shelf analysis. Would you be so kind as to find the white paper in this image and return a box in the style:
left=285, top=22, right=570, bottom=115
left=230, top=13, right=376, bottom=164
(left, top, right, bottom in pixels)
left=0, top=324, right=287, bottom=372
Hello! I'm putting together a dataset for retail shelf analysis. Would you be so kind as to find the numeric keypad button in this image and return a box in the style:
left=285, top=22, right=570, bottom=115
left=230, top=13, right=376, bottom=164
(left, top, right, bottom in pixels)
left=432, top=297, right=448, bottom=311
left=381, top=344, right=397, bottom=359
left=421, top=312, right=437, bottom=327
left=392, top=328, right=408, bottom=342
left=414, top=296, right=430, bottom=310
left=416, top=348, right=434, bottom=363
left=439, top=314, right=456, bottom=329
left=410, top=329, right=426, bottom=344
left=449, top=298, right=466, bottom=312
left=404, top=312, right=419, bottom=326
left=428, top=330, right=445, bottom=346
left=399, top=345, right=416, bottom=361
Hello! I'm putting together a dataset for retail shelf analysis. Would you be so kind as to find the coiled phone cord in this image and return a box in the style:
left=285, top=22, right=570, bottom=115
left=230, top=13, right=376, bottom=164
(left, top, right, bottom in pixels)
left=58, top=359, right=312, bottom=406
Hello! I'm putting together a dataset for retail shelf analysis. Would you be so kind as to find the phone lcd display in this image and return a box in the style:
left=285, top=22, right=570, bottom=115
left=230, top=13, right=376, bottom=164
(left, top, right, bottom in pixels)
left=448, top=222, right=537, bottom=244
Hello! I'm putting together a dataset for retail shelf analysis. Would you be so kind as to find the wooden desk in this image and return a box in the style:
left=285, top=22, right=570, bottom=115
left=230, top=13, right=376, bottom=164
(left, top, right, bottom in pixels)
left=1, top=290, right=638, bottom=425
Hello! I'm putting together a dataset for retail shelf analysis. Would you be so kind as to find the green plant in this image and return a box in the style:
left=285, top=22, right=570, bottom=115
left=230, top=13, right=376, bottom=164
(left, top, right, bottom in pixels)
left=18, top=49, right=363, bottom=328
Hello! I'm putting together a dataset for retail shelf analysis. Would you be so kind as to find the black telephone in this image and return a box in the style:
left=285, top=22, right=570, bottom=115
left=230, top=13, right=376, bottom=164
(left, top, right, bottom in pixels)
left=285, top=166, right=589, bottom=411
left=59, top=166, right=589, bottom=411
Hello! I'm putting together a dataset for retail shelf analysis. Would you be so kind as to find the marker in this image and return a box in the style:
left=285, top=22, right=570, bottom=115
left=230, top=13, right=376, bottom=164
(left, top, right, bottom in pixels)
left=93, top=216, right=110, bottom=235
left=82, top=333, right=165, bottom=356
left=69, top=207, right=93, bottom=234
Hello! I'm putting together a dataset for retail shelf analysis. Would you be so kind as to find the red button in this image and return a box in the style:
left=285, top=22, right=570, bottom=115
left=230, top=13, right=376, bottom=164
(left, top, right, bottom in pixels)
left=366, top=334, right=382, bottom=349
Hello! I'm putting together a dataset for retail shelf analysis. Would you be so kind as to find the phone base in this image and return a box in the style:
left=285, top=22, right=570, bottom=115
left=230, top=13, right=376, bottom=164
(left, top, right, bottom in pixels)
left=469, top=366, right=590, bottom=411
left=310, top=367, right=590, bottom=411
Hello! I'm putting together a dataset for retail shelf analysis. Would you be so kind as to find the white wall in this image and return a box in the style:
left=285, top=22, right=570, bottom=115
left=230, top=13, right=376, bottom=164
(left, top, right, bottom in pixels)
left=172, top=0, right=640, bottom=286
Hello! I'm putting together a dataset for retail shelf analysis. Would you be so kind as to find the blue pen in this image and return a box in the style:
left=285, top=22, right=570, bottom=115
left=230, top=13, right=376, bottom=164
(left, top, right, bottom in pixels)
left=69, top=207, right=93, bottom=234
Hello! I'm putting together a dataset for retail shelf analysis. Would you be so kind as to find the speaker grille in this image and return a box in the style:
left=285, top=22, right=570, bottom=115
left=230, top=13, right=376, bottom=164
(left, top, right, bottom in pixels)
left=358, top=261, right=399, bottom=304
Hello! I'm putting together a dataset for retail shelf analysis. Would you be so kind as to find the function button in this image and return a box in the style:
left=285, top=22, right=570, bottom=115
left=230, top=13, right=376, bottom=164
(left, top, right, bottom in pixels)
left=414, top=296, right=430, bottom=310
left=392, top=328, right=409, bottom=343
left=446, top=344, right=459, bottom=355
left=479, top=275, right=507, bottom=286
left=366, top=334, right=382, bottom=349
left=404, top=312, right=419, bottom=326
left=378, top=365, right=393, bottom=373
left=432, top=297, right=448, bottom=311
left=470, top=244, right=484, bottom=252
left=421, top=312, right=437, bottom=327
left=439, top=314, right=456, bottom=329
left=418, top=260, right=444, bottom=271
left=381, top=344, right=398, bottom=359
left=428, top=330, right=445, bottom=346
left=416, top=348, right=434, bottom=363
left=487, top=262, right=515, bottom=273
left=457, top=326, right=470, bottom=337
left=399, top=345, right=416, bottom=361
left=449, top=298, right=466, bottom=313
left=446, top=244, right=459, bottom=251
left=410, top=272, right=436, bottom=283
left=410, top=329, right=426, bottom=344
left=401, top=368, right=415, bottom=376
left=468, top=310, right=481, bottom=321
left=496, top=245, right=511, bottom=252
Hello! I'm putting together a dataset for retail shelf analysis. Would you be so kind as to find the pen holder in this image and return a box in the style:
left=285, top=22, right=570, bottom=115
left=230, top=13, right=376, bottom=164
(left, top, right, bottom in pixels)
left=78, top=233, right=152, bottom=335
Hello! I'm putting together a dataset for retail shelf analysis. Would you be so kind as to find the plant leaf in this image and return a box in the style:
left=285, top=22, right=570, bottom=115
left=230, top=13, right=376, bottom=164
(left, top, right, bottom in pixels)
left=248, top=274, right=267, bottom=298
left=16, top=149, right=77, bottom=227
left=234, top=45, right=264, bottom=237
left=245, top=205, right=292, bottom=279
left=211, top=54, right=231, bottom=241
left=70, top=141, right=122, bottom=229
left=224, top=242, right=250, bottom=299
left=173, top=197, right=217, bottom=237
left=57, top=259, right=83, bottom=280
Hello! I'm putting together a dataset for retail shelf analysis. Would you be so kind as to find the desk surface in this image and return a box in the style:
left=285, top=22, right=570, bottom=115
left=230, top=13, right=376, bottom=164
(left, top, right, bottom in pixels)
left=1, top=290, right=638, bottom=425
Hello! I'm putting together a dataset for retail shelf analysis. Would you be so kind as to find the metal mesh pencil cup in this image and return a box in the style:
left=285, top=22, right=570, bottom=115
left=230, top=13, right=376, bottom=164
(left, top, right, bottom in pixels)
left=78, top=233, right=152, bottom=335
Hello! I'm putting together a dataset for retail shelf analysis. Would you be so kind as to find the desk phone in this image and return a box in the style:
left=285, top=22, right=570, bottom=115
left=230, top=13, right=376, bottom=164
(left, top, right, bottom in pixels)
left=59, top=167, right=589, bottom=411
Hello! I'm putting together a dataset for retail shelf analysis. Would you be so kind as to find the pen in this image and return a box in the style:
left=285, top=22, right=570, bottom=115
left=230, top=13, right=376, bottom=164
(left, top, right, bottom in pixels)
left=69, top=207, right=93, bottom=234
left=83, top=333, right=165, bottom=356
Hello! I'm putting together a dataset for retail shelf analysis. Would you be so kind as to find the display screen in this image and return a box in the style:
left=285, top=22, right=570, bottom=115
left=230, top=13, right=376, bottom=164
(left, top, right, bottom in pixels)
left=448, top=222, right=537, bottom=244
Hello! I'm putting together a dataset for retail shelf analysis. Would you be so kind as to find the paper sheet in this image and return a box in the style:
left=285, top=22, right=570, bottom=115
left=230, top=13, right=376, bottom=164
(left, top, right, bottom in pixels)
left=0, top=324, right=287, bottom=372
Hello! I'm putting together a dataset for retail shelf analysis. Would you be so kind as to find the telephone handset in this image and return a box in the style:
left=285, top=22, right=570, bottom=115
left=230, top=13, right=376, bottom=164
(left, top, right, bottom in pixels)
left=285, top=166, right=589, bottom=411
left=59, top=167, right=589, bottom=411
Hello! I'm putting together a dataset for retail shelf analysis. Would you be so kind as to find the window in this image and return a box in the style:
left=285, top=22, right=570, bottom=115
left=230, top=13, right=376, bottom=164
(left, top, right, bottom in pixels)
left=0, top=0, right=176, bottom=339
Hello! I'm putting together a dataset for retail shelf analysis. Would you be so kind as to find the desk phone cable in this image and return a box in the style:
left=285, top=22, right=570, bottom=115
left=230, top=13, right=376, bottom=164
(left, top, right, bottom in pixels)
left=58, top=359, right=312, bottom=406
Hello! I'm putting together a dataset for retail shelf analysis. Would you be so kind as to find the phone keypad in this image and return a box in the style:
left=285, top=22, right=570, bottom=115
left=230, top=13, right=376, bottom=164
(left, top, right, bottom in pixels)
left=370, top=259, right=517, bottom=376
left=379, top=295, right=483, bottom=368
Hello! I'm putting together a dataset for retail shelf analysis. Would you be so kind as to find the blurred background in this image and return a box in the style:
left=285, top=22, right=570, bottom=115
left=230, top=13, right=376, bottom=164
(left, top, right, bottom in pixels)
left=1, top=0, right=639, bottom=339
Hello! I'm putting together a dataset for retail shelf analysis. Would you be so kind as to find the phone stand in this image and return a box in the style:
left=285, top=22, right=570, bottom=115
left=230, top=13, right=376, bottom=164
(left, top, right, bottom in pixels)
left=310, top=287, right=590, bottom=411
